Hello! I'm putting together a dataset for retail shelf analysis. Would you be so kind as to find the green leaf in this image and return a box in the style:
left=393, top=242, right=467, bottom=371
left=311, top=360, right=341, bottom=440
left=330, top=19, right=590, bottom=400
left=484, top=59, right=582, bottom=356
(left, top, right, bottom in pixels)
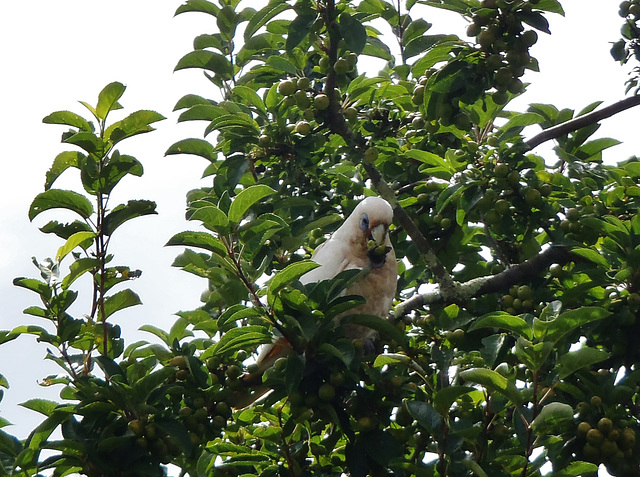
left=45, top=151, right=84, bottom=190
left=459, top=368, right=522, bottom=405
left=556, top=347, right=610, bottom=379
left=104, top=110, right=166, bottom=145
left=402, top=19, right=432, bottom=45
left=433, top=386, right=474, bottom=415
left=286, top=13, right=316, bottom=52
left=550, top=462, right=598, bottom=477
left=204, top=113, right=260, bottom=137
left=268, top=261, right=319, bottom=301
left=519, top=11, right=551, bottom=34
left=189, top=203, right=229, bottom=231
left=531, top=402, right=573, bottom=435
left=338, top=12, right=367, bottom=54
left=469, top=312, right=532, bottom=340
left=231, top=86, right=267, bottom=116
left=534, top=0, right=565, bottom=15
left=265, top=56, right=298, bottom=75
left=29, top=189, right=94, bottom=221
left=62, top=258, right=100, bottom=289
left=244, top=2, right=291, bottom=41
left=43, top=111, right=93, bottom=131
left=165, top=138, right=217, bottom=161
left=213, top=325, right=272, bottom=356
left=342, top=314, right=407, bottom=347
left=175, top=50, right=234, bottom=79
left=96, top=82, right=126, bottom=121
left=13, top=278, right=51, bottom=300
left=405, top=401, right=441, bottom=433
left=404, top=34, right=457, bottom=59
left=19, top=399, right=59, bottom=417
left=166, top=231, right=228, bottom=256
left=175, top=0, right=219, bottom=16
left=0, top=429, right=22, bottom=458
left=103, top=200, right=157, bottom=236
left=228, top=184, right=276, bottom=224
left=140, top=324, right=170, bottom=346
left=544, top=307, right=610, bottom=343
left=102, top=289, right=142, bottom=320
left=570, top=247, right=610, bottom=268
left=500, top=112, right=545, bottom=131
left=576, top=138, right=621, bottom=160
left=56, top=231, right=96, bottom=262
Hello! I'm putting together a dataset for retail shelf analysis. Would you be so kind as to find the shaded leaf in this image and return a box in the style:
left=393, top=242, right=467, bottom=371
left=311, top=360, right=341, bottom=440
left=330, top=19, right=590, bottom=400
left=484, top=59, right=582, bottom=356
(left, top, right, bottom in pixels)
left=531, top=402, right=573, bottom=435
left=556, top=347, right=610, bottom=379
left=338, top=12, right=367, bottom=54
left=469, top=312, right=532, bottom=340
left=433, top=386, right=475, bottom=415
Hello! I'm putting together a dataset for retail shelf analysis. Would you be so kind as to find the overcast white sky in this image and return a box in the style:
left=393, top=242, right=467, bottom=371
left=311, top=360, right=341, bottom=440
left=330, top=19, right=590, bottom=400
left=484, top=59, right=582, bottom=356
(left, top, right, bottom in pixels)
left=0, top=0, right=636, bottom=450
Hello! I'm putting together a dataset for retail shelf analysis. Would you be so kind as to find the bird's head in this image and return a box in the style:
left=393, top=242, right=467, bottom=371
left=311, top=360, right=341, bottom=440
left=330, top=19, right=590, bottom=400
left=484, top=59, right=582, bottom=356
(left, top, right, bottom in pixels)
left=348, top=197, right=394, bottom=269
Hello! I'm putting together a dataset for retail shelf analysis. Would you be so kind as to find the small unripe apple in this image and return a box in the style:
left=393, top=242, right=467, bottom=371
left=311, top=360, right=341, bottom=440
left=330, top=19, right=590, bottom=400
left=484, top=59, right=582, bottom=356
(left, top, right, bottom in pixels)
left=318, top=383, right=336, bottom=402
left=277, top=79, right=296, bottom=96
left=333, top=58, right=350, bottom=75
left=314, top=94, right=330, bottom=110
left=586, top=429, right=604, bottom=445
left=295, top=121, right=311, bottom=135
left=343, top=106, right=358, bottom=121
left=577, top=421, right=592, bottom=438
left=364, top=147, right=379, bottom=163
left=297, top=77, right=310, bottom=90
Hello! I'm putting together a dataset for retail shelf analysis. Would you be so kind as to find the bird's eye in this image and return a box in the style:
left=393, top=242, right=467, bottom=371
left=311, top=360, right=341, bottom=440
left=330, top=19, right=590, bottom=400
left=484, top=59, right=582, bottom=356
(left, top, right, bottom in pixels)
left=360, top=214, right=370, bottom=232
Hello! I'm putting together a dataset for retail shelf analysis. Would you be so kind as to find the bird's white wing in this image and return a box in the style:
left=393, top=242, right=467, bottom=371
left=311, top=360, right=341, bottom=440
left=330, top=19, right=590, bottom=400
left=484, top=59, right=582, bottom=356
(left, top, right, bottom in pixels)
left=299, top=236, right=354, bottom=285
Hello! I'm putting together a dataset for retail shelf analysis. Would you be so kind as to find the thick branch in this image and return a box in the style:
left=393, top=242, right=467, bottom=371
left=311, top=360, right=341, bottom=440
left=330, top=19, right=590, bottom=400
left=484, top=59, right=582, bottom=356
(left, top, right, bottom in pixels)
left=394, top=246, right=576, bottom=316
left=526, top=95, right=640, bottom=150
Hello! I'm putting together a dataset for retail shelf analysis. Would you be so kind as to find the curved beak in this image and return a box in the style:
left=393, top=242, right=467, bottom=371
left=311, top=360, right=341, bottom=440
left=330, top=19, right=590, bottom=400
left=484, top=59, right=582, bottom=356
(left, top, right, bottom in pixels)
left=370, top=223, right=387, bottom=246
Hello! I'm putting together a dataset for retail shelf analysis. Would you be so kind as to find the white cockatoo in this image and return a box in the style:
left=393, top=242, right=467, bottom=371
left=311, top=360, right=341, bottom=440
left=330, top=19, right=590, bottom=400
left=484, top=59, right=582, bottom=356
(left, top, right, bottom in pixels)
left=252, top=196, right=398, bottom=370
left=299, top=196, right=398, bottom=342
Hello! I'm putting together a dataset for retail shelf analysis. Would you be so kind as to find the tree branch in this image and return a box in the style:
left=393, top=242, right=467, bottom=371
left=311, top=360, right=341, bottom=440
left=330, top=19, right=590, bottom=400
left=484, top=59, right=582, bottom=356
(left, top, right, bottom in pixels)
left=525, top=95, right=640, bottom=150
left=393, top=246, right=577, bottom=316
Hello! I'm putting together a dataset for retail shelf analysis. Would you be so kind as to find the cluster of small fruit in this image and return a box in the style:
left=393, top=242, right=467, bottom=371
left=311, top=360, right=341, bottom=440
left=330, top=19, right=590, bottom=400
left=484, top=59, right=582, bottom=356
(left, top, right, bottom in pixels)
left=500, top=284, right=542, bottom=315
left=477, top=160, right=553, bottom=228
left=126, top=354, right=235, bottom=457
left=125, top=416, right=184, bottom=464
left=467, top=0, right=540, bottom=105
left=317, top=52, right=358, bottom=79
left=285, top=367, right=344, bottom=422
left=575, top=397, right=639, bottom=474
left=274, top=76, right=326, bottom=138
left=307, top=227, right=328, bottom=249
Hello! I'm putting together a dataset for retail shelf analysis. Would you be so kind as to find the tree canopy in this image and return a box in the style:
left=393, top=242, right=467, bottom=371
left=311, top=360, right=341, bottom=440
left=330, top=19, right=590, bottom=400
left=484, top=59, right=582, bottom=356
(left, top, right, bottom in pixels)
left=2, top=1, right=640, bottom=476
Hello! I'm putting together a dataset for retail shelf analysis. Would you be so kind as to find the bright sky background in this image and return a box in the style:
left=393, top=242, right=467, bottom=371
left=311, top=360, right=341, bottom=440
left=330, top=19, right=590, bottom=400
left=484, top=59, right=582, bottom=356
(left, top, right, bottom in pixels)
left=0, top=2, right=636, bottom=469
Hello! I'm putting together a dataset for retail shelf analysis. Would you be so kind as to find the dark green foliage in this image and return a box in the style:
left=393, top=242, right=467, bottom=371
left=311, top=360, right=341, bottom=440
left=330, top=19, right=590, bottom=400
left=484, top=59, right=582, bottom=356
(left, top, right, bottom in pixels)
left=2, top=1, right=640, bottom=477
